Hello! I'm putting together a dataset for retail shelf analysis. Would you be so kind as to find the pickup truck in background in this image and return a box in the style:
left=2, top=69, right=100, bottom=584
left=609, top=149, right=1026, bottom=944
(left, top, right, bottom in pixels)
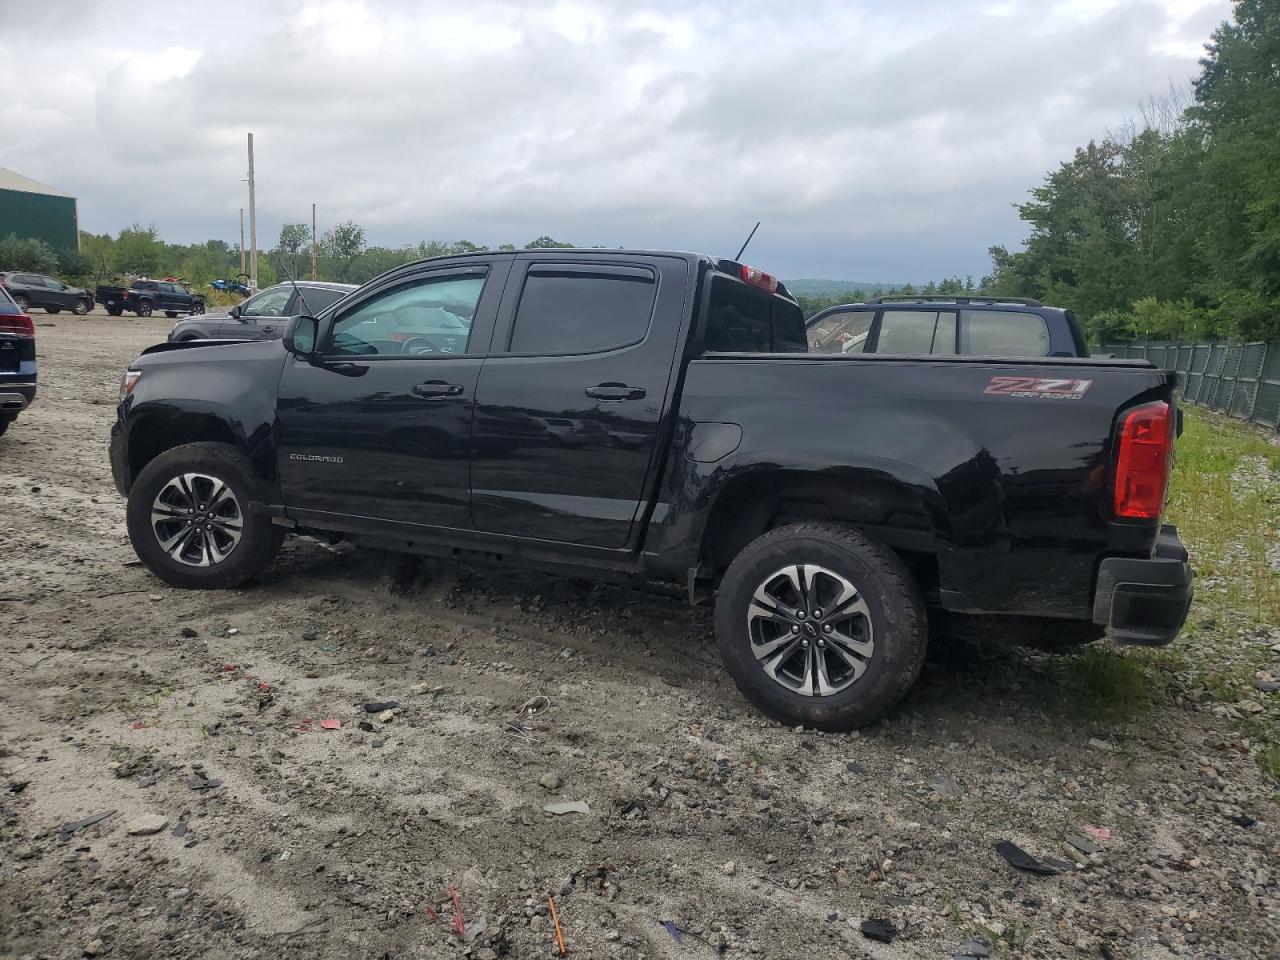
left=108, top=249, right=1192, bottom=730
left=806, top=295, right=1090, bottom=357
left=96, top=279, right=206, bottom=318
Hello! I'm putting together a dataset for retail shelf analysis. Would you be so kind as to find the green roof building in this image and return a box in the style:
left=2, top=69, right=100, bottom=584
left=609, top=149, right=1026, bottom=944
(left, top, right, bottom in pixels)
left=0, top=167, right=80, bottom=256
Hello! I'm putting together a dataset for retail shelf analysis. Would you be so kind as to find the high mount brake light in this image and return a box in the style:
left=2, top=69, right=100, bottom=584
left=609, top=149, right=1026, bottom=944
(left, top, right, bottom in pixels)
left=1113, top=400, right=1173, bottom=519
left=0, top=313, right=34, bottom=337
left=739, top=264, right=779, bottom=294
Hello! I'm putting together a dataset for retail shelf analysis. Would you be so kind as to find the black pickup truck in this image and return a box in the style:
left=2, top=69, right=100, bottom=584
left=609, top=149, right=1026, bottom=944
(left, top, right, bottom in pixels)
left=109, top=250, right=1192, bottom=729
left=96, top=279, right=205, bottom=318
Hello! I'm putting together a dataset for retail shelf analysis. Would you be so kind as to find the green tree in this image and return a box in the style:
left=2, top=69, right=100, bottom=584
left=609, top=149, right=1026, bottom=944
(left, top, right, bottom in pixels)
left=525, top=235, right=573, bottom=249
left=319, top=221, right=366, bottom=281
left=276, top=223, right=311, bottom=279
left=0, top=234, right=60, bottom=273
left=113, top=224, right=165, bottom=277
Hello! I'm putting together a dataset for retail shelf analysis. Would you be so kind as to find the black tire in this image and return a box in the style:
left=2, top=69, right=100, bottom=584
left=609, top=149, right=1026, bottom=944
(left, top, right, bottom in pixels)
left=931, top=611, right=1103, bottom=652
left=12, top=295, right=28, bottom=312
left=137, top=301, right=153, bottom=317
left=0, top=416, right=12, bottom=438
left=165, top=311, right=179, bottom=318
left=73, top=298, right=91, bottom=315
left=107, top=306, right=123, bottom=317
left=46, top=307, right=60, bottom=314
left=191, top=301, right=204, bottom=316
left=714, top=522, right=927, bottom=731
left=125, top=442, right=286, bottom=589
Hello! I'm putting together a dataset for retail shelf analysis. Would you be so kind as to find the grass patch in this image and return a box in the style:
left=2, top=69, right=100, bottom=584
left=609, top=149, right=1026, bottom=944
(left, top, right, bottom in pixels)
left=1049, top=646, right=1159, bottom=723
left=1165, top=408, right=1280, bottom=628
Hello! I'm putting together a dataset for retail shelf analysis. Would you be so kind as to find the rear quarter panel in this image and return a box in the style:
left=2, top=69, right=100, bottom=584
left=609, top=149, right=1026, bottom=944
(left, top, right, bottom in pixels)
left=650, top=355, right=1175, bottom=618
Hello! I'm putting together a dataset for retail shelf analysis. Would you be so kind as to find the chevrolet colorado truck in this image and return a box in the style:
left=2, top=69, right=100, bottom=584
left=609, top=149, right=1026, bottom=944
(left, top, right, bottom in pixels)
left=109, top=250, right=1192, bottom=729
left=96, top=279, right=205, bottom=318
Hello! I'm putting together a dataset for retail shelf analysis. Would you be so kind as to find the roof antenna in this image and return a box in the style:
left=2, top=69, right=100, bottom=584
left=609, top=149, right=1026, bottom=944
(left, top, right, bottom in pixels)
left=280, top=256, right=316, bottom=317
left=735, top=221, right=760, bottom=262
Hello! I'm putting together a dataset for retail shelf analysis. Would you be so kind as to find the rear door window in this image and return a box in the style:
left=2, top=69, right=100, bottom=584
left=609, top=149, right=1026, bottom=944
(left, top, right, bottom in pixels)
left=874, top=310, right=957, bottom=354
left=508, top=265, right=656, bottom=355
left=959, top=310, right=1049, bottom=357
left=808, top=310, right=874, bottom=353
left=304, top=288, right=350, bottom=313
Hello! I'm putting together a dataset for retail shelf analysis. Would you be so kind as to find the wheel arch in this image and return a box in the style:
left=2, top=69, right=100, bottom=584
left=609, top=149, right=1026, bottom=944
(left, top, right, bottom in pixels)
left=697, top=466, right=947, bottom=596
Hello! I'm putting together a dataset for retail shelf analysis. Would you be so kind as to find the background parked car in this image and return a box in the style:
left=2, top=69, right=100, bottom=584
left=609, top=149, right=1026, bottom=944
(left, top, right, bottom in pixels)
left=168, top=281, right=356, bottom=341
left=0, top=271, right=93, bottom=315
left=95, top=279, right=205, bottom=318
left=805, top=296, right=1089, bottom=358
left=0, top=283, right=36, bottom=437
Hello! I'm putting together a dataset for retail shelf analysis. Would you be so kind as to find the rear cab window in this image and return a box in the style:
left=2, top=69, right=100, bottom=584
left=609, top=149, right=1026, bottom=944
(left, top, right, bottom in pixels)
left=875, top=310, right=957, bottom=355
left=808, top=310, right=874, bottom=353
left=703, top=274, right=806, bottom=353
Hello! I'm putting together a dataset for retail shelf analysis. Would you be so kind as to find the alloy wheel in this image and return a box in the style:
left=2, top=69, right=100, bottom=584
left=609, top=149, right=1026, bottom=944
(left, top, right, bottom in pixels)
left=746, top=564, right=875, bottom=696
left=150, top=472, right=243, bottom=567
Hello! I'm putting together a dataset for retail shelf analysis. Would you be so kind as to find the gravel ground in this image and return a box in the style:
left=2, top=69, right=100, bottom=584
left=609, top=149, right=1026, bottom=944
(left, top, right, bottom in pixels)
left=1, top=315, right=1277, bottom=959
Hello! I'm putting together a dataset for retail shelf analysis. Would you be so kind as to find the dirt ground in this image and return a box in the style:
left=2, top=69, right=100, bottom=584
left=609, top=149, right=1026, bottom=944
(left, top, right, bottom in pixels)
left=1, top=312, right=1276, bottom=960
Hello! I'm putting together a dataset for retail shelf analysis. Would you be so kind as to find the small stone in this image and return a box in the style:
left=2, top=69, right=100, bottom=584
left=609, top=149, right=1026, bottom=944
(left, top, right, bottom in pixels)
left=721, top=861, right=736, bottom=876
left=84, top=939, right=105, bottom=956
left=227, top=627, right=239, bottom=635
left=410, top=682, right=430, bottom=695
left=179, top=627, right=198, bottom=638
left=126, top=814, right=169, bottom=836
left=959, top=940, right=990, bottom=957
left=931, top=778, right=962, bottom=798
left=377, top=710, right=395, bottom=723
left=539, top=773, right=562, bottom=791
left=764, top=853, right=778, bottom=864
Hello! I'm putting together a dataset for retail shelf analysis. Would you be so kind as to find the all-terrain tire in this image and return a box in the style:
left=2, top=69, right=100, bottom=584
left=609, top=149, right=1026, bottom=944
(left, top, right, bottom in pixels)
left=73, top=298, right=91, bottom=315
left=931, top=611, right=1103, bottom=652
left=137, top=301, right=153, bottom=317
left=107, top=307, right=123, bottom=316
left=714, top=522, right=927, bottom=730
left=12, top=294, right=29, bottom=312
left=0, top=416, right=12, bottom=438
left=126, top=441, right=285, bottom=589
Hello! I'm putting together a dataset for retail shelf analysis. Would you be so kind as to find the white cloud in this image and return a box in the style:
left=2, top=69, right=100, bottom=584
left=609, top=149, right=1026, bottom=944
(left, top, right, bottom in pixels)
left=0, top=0, right=1232, bottom=281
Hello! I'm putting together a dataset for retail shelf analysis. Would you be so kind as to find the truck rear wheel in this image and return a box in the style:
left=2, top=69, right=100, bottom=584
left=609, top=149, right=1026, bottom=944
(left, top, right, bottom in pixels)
left=713, top=522, right=927, bottom=730
left=125, top=442, right=285, bottom=589
left=106, top=306, right=123, bottom=316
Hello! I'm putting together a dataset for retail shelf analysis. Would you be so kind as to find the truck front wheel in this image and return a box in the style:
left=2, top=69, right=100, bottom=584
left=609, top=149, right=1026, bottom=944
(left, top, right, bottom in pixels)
left=125, top=442, right=285, bottom=589
left=136, top=302, right=153, bottom=317
left=713, top=522, right=927, bottom=730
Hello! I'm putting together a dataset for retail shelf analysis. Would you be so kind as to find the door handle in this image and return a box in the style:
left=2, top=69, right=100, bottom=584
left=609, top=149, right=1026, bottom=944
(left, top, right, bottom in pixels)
left=585, top=382, right=646, bottom=401
left=413, top=380, right=464, bottom=399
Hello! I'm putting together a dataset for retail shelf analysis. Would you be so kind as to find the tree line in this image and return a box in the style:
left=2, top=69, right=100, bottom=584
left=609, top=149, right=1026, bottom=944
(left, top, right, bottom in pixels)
left=982, top=0, right=1279, bottom=343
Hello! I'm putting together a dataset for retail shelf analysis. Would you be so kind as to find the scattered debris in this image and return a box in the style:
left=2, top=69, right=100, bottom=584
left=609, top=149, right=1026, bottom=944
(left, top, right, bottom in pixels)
left=659, top=920, right=684, bottom=943
left=994, top=840, right=1067, bottom=875
left=410, top=682, right=430, bottom=694
left=860, top=919, right=896, bottom=943
left=539, top=772, right=562, bottom=791
left=189, top=772, right=222, bottom=791
left=956, top=939, right=991, bottom=957
left=544, top=800, right=590, bottom=816
left=462, top=915, right=487, bottom=945
left=9, top=780, right=30, bottom=794
left=59, top=810, right=115, bottom=836
left=1230, top=813, right=1256, bottom=828
left=358, top=721, right=375, bottom=732
left=126, top=814, right=170, bottom=836
left=180, top=626, right=198, bottom=638
left=1084, top=826, right=1112, bottom=841
left=548, top=894, right=568, bottom=956
left=364, top=700, right=398, bottom=713
left=1065, top=834, right=1102, bottom=855
left=320, top=718, right=341, bottom=731
left=450, top=884, right=465, bottom=937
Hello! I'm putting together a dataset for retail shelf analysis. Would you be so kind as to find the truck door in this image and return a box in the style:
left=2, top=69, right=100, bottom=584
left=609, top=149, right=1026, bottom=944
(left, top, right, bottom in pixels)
left=275, top=259, right=509, bottom=530
left=469, top=256, right=689, bottom=549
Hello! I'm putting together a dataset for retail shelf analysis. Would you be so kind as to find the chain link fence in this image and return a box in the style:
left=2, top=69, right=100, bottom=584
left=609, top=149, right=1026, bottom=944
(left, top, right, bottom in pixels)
left=1101, top=341, right=1280, bottom=431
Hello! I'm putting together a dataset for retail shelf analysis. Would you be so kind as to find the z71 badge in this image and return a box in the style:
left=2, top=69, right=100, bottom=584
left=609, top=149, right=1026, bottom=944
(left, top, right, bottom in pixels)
left=983, top=376, right=1093, bottom=400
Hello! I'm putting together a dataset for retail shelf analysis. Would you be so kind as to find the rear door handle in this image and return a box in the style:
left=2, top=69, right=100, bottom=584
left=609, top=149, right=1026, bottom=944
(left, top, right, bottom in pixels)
left=585, top=382, right=646, bottom=401
left=413, top=380, right=464, bottom=399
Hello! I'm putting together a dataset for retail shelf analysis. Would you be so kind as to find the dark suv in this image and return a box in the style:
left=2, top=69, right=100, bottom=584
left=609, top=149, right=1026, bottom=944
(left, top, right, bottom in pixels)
left=0, top=272, right=93, bottom=315
left=169, top=281, right=356, bottom=342
left=0, top=284, right=35, bottom=436
left=805, top=296, right=1089, bottom=358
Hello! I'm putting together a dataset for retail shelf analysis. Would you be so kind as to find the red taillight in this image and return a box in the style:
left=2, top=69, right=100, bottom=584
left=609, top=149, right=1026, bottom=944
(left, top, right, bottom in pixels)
left=0, top=313, right=33, bottom=337
left=1113, top=400, right=1173, bottom=519
left=740, top=264, right=779, bottom=294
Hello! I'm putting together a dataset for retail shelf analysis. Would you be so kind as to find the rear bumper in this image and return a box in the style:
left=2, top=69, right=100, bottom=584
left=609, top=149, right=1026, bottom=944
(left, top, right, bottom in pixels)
left=0, top=381, right=36, bottom=416
left=1092, top=524, right=1193, bottom=645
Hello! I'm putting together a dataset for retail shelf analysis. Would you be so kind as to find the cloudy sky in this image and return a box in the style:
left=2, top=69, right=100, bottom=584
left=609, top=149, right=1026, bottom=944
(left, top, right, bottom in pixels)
left=0, top=0, right=1230, bottom=282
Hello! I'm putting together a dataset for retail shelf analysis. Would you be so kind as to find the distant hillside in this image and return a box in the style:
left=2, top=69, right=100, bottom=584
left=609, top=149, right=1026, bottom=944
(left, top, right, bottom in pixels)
left=786, top=278, right=918, bottom=296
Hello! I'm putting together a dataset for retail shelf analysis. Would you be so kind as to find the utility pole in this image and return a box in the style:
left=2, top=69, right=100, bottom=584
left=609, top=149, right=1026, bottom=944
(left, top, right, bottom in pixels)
left=239, top=208, right=245, bottom=274
left=311, top=203, right=318, bottom=280
left=247, top=132, right=258, bottom=291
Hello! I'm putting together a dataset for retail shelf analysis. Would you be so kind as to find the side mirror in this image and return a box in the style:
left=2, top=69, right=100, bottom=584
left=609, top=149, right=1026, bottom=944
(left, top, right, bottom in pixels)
left=229, top=305, right=241, bottom=319
left=283, top=315, right=320, bottom=358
